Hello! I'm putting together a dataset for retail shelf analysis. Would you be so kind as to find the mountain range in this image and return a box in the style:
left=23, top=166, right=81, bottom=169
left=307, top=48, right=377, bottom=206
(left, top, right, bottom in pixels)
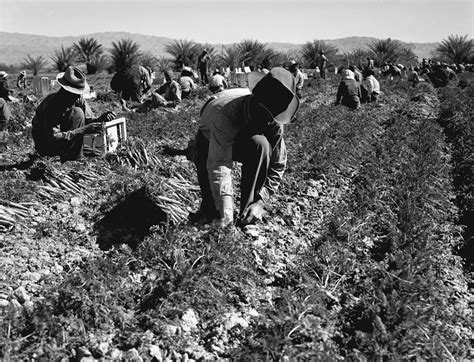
left=0, top=31, right=439, bottom=66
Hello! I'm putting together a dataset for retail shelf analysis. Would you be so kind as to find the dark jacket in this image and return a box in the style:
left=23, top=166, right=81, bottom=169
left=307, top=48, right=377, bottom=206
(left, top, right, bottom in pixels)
left=335, top=79, right=361, bottom=110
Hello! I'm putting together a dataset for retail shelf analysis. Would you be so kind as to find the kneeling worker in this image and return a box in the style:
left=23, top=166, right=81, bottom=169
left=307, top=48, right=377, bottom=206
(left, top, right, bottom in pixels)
left=193, top=67, right=299, bottom=227
left=32, top=66, right=115, bottom=162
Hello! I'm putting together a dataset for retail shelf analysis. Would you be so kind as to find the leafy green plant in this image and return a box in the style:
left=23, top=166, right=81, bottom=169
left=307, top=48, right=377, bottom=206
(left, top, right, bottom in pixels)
left=73, top=37, right=105, bottom=74
left=50, top=46, right=77, bottom=72
left=21, top=54, right=48, bottom=75
left=437, top=34, right=473, bottom=63
left=301, top=39, right=338, bottom=68
left=165, top=39, right=199, bottom=70
left=109, top=38, right=142, bottom=73
left=368, top=38, right=402, bottom=65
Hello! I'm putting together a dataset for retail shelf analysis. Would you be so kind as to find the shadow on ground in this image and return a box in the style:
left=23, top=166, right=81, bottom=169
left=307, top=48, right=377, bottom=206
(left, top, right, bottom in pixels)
left=94, top=187, right=168, bottom=250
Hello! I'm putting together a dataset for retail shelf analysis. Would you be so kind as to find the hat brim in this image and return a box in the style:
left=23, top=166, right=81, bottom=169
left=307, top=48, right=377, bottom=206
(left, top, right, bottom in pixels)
left=56, top=72, right=90, bottom=95
left=248, top=71, right=266, bottom=92
left=249, top=70, right=300, bottom=125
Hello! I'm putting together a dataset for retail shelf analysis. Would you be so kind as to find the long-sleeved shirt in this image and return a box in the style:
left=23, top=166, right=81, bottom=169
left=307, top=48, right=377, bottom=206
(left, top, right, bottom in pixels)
left=199, top=89, right=287, bottom=221
left=335, top=78, right=361, bottom=110
left=31, top=92, right=94, bottom=142
left=365, top=75, right=380, bottom=94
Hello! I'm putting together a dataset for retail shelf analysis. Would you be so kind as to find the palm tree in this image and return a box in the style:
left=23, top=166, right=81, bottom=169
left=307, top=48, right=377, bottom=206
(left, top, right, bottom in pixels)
left=237, top=39, right=277, bottom=70
left=165, top=39, right=199, bottom=70
left=110, top=39, right=142, bottom=73
left=156, top=56, right=174, bottom=73
left=398, top=47, right=418, bottom=67
left=73, top=37, right=104, bottom=74
left=140, top=52, right=159, bottom=70
left=343, top=48, right=370, bottom=69
left=89, top=54, right=109, bottom=73
left=437, top=34, right=473, bottom=64
left=368, top=38, right=402, bottom=66
left=50, top=46, right=77, bottom=72
left=301, top=40, right=338, bottom=68
left=22, top=54, right=48, bottom=75
left=218, top=44, right=242, bottom=70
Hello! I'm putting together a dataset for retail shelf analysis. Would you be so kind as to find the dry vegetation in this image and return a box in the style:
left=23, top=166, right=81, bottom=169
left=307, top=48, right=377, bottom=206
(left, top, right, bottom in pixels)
left=0, top=72, right=472, bottom=360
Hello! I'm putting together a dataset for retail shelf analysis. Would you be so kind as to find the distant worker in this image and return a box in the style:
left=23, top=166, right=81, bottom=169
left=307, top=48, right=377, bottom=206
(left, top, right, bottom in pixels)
left=427, top=63, right=449, bottom=88
left=0, top=98, right=11, bottom=128
left=192, top=68, right=299, bottom=227
left=17, top=70, right=27, bottom=89
left=289, top=60, right=304, bottom=98
left=209, top=69, right=228, bottom=94
left=366, top=57, right=375, bottom=70
left=361, top=69, right=380, bottom=103
left=335, top=69, right=361, bottom=110
left=136, top=70, right=182, bottom=112
left=197, top=50, right=211, bottom=85
left=319, top=50, right=328, bottom=79
left=31, top=66, right=115, bottom=162
left=110, top=64, right=154, bottom=111
left=179, top=66, right=197, bottom=99
left=0, top=71, right=12, bottom=102
left=348, top=65, right=363, bottom=83
left=407, top=66, right=421, bottom=87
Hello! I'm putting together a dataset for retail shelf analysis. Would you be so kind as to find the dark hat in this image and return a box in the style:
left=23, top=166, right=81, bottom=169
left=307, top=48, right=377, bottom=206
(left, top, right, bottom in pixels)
left=248, top=67, right=299, bottom=124
left=56, top=66, right=90, bottom=95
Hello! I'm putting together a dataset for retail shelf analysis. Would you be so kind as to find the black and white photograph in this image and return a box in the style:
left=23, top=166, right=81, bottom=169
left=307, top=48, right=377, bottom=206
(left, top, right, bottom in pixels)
left=0, top=0, right=472, bottom=359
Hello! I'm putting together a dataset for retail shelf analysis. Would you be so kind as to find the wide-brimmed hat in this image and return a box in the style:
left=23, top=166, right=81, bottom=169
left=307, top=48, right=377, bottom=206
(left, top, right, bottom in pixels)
left=0, top=71, right=8, bottom=79
left=248, top=67, right=299, bottom=125
left=20, top=70, right=27, bottom=75
left=342, top=69, right=355, bottom=80
left=56, top=66, right=90, bottom=95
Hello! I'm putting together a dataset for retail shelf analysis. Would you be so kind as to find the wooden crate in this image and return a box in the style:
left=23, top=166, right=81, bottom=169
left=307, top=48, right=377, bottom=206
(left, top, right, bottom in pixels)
left=83, top=117, right=127, bottom=155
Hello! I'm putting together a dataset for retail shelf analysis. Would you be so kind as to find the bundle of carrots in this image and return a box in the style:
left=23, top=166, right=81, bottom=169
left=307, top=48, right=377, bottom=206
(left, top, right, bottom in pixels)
left=0, top=201, right=31, bottom=232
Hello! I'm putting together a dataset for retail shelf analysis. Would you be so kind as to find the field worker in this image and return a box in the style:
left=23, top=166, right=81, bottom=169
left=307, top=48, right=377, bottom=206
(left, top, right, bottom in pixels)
left=110, top=64, right=153, bottom=111
left=348, top=65, right=363, bottom=83
left=319, top=51, right=328, bottom=79
left=17, top=70, right=27, bottom=89
left=32, top=66, right=115, bottom=162
left=335, top=69, right=361, bottom=110
left=151, top=70, right=182, bottom=107
left=0, top=71, right=13, bottom=102
left=179, top=67, right=197, bottom=99
left=192, top=67, right=299, bottom=227
left=366, top=57, right=375, bottom=70
left=407, top=66, right=421, bottom=87
left=427, top=63, right=449, bottom=88
left=361, top=69, right=380, bottom=103
left=209, top=69, right=228, bottom=94
left=197, top=50, right=211, bottom=85
left=0, top=98, right=11, bottom=128
left=289, top=60, right=304, bottom=98
left=257, top=64, right=270, bottom=74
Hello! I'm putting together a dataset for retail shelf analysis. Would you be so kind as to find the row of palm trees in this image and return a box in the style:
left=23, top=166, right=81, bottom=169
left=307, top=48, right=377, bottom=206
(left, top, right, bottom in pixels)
left=21, top=35, right=473, bottom=76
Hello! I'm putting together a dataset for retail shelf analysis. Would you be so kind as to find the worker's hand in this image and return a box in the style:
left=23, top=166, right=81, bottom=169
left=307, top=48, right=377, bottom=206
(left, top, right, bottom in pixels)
left=97, top=111, right=116, bottom=123
left=85, top=122, right=103, bottom=133
left=240, top=200, right=265, bottom=225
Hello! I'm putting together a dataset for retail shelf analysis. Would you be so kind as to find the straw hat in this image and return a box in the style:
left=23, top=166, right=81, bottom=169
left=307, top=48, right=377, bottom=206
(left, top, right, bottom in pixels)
left=56, top=66, right=90, bottom=95
left=0, top=71, right=8, bottom=80
left=247, top=67, right=300, bottom=125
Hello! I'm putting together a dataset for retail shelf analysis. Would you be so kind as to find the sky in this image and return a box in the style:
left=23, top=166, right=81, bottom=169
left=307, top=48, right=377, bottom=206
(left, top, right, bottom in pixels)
left=0, top=0, right=472, bottom=44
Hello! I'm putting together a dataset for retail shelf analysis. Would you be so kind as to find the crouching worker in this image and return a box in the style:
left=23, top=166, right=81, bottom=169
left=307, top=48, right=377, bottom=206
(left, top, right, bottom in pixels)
left=192, top=68, right=299, bottom=227
left=32, top=66, right=115, bottom=162
left=136, top=70, right=182, bottom=112
left=335, top=70, right=361, bottom=110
